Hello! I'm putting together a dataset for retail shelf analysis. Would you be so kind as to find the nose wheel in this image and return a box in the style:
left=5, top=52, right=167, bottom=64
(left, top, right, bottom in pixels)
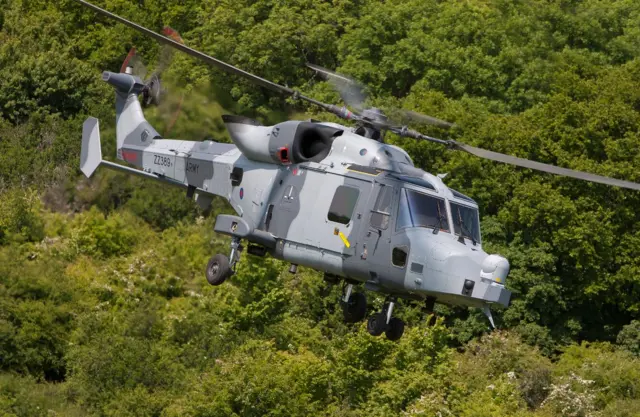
left=367, top=297, right=405, bottom=341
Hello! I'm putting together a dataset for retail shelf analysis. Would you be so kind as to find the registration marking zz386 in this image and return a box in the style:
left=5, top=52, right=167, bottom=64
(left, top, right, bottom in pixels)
left=153, top=155, right=172, bottom=168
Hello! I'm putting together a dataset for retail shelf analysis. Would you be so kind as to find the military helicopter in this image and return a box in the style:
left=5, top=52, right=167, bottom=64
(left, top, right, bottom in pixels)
left=74, top=0, right=640, bottom=340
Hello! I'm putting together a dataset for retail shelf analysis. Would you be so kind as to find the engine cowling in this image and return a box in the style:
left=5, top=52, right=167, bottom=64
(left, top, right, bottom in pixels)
left=223, top=115, right=343, bottom=165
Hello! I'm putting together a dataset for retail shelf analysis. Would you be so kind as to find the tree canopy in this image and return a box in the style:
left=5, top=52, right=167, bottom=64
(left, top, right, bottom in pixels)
left=1, top=0, right=640, bottom=415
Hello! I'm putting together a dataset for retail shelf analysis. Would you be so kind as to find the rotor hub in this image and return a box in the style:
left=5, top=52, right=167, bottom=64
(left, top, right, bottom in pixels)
left=361, top=107, right=388, bottom=124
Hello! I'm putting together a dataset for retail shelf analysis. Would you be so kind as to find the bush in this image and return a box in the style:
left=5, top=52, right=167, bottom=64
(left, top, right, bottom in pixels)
left=617, top=320, right=640, bottom=357
left=453, top=332, right=553, bottom=412
left=69, top=208, right=139, bottom=259
left=556, top=342, right=640, bottom=410
left=0, top=246, right=82, bottom=381
left=167, top=340, right=334, bottom=417
left=0, top=188, right=44, bottom=245
left=124, top=183, right=201, bottom=230
left=66, top=303, right=187, bottom=410
left=0, top=373, right=84, bottom=417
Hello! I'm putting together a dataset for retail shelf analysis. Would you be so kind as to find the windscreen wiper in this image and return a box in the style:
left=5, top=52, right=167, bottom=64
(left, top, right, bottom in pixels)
left=456, top=207, right=477, bottom=246
left=432, top=202, right=446, bottom=235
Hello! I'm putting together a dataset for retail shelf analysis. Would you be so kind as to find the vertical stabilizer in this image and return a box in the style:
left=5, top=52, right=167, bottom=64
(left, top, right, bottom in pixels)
left=81, top=117, right=102, bottom=178
left=101, top=71, right=162, bottom=164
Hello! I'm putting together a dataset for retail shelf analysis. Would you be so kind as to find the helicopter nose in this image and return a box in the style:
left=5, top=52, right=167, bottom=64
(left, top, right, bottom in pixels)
left=480, top=254, right=510, bottom=284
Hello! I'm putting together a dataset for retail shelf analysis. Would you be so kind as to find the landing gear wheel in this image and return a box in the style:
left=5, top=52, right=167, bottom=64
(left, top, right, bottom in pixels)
left=367, top=313, right=387, bottom=336
left=342, top=292, right=367, bottom=323
left=206, top=254, right=231, bottom=286
left=324, top=273, right=341, bottom=285
left=385, top=317, right=405, bottom=341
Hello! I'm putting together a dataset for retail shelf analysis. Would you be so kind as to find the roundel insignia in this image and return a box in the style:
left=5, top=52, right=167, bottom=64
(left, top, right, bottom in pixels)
left=239, top=188, right=244, bottom=199
left=359, top=148, right=367, bottom=156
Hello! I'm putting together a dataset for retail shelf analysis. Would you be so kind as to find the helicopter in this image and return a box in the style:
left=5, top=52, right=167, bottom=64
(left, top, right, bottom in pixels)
left=74, top=0, right=640, bottom=340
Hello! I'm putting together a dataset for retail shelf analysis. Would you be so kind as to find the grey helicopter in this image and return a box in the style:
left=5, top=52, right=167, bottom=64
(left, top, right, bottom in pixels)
left=74, top=0, right=640, bottom=340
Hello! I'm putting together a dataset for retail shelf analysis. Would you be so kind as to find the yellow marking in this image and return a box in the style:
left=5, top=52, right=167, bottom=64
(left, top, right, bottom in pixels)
left=495, top=277, right=502, bottom=283
left=338, top=231, right=351, bottom=248
left=346, top=168, right=381, bottom=176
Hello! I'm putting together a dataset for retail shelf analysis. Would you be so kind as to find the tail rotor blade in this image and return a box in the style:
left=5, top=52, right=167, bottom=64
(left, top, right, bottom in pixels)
left=163, top=94, right=184, bottom=137
left=120, top=47, right=137, bottom=73
left=154, top=26, right=184, bottom=76
left=119, top=47, right=148, bottom=79
left=161, top=26, right=184, bottom=44
left=129, top=52, right=148, bottom=80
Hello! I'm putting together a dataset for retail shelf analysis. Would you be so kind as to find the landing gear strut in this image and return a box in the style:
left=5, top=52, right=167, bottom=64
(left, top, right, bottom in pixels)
left=341, top=283, right=367, bottom=323
left=206, top=237, right=243, bottom=286
left=423, top=296, right=438, bottom=326
left=367, top=297, right=405, bottom=341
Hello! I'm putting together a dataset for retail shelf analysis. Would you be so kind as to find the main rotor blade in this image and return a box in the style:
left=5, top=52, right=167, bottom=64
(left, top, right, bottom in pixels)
left=307, top=63, right=366, bottom=111
left=402, top=110, right=457, bottom=129
left=393, top=126, right=640, bottom=191
left=73, top=0, right=357, bottom=121
left=307, top=63, right=457, bottom=129
left=74, top=0, right=292, bottom=95
left=452, top=141, right=640, bottom=191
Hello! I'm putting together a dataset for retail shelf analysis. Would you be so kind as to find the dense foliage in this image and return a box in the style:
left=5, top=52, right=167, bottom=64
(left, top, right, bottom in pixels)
left=1, top=0, right=640, bottom=415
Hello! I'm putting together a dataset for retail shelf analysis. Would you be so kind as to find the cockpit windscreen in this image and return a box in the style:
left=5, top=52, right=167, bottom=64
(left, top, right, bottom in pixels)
left=450, top=202, right=481, bottom=243
left=397, top=189, right=450, bottom=232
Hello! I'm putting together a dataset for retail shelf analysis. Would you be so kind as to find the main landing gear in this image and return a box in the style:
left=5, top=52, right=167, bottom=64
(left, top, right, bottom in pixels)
left=206, top=237, right=242, bottom=286
left=341, top=283, right=367, bottom=323
left=367, top=297, right=405, bottom=341
left=423, top=296, right=438, bottom=326
left=336, top=281, right=405, bottom=341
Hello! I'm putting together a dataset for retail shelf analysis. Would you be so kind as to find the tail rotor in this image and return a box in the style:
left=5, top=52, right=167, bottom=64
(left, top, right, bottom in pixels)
left=119, top=26, right=186, bottom=135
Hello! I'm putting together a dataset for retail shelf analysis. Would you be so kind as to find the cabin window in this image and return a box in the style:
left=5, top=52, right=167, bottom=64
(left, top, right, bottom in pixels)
left=328, top=186, right=359, bottom=224
left=392, top=247, right=408, bottom=268
left=370, top=185, right=393, bottom=230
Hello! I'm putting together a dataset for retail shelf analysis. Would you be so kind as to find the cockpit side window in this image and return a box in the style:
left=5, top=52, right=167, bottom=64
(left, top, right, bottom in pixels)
left=370, top=185, right=393, bottom=230
left=396, top=189, right=450, bottom=232
left=328, top=186, right=360, bottom=224
left=392, top=246, right=408, bottom=268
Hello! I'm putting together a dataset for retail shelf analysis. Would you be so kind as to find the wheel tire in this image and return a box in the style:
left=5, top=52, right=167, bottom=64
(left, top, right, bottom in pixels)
left=206, top=254, right=231, bottom=286
left=342, top=292, right=367, bottom=323
left=367, top=313, right=387, bottom=336
left=324, top=273, right=341, bottom=285
left=385, top=317, right=405, bottom=341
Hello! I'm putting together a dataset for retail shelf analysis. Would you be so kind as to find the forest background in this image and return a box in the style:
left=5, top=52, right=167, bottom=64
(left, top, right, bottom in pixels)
left=1, top=0, right=640, bottom=415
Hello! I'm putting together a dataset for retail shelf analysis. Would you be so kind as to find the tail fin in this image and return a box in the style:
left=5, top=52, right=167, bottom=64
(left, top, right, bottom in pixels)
left=80, top=115, right=175, bottom=182
left=81, top=117, right=102, bottom=177
left=101, top=71, right=162, bottom=162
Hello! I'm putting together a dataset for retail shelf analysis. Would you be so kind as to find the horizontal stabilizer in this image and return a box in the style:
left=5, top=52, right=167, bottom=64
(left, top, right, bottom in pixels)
left=81, top=117, right=102, bottom=177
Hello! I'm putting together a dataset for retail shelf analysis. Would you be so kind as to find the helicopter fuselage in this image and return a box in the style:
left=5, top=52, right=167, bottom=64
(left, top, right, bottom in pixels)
left=81, top=71, right=511, bottom=312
